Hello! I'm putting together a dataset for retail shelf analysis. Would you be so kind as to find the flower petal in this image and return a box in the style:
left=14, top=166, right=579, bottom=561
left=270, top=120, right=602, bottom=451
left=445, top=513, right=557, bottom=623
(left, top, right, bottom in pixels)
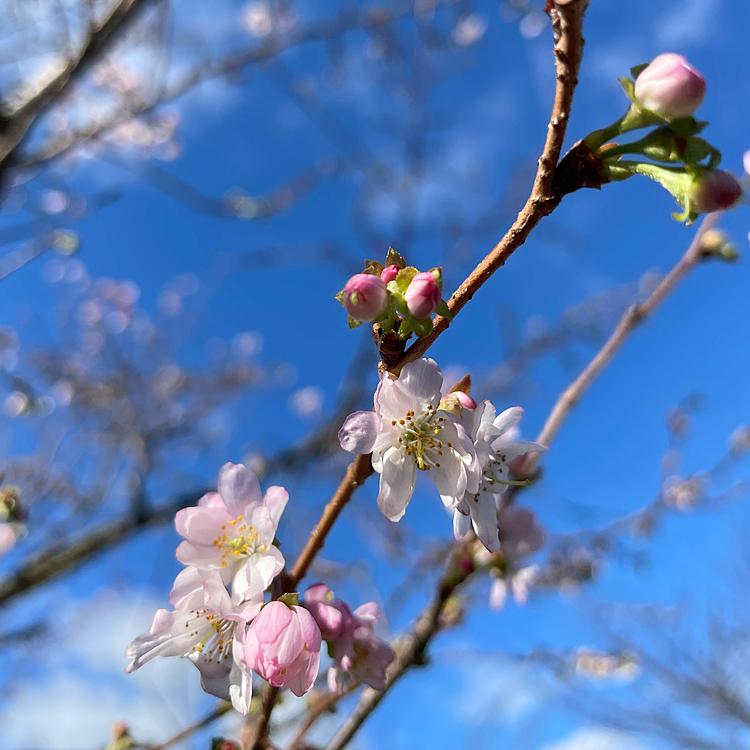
left=395, top=358, right=443, bottom=406
left=377, top=448, right=416, bottom=522
left=219, top=462, right=263, bottom=517
left=338, top=411, right=379, bottom=454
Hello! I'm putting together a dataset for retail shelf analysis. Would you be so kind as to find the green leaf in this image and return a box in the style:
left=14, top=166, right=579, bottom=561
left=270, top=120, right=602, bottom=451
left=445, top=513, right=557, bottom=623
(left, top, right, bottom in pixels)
left=410, top=316, right=433, bottom=338
left=392, top=266, right=418, bottom=293
left=435, top=299, right=453, bottom=320
left=397, top=318, right=414, bottom=340
left=335, top=289, right=346, bottom=307
left=630, top=63, right=649, bottom=79
left=279, top=592, right=300, bottom=607
left=363, top=259, right=383, bottom=276
left=385, top=247, right=406, bottom=269
left=348, top=316, right=363, bottom=329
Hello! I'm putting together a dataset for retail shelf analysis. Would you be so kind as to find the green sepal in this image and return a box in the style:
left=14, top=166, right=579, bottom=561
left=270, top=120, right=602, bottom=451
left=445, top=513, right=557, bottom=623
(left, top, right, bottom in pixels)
left=278, top=592, right=300, bottom=607
left=327, top=641, right=336, bottom=659
left=429, top=266, right=443, bottom=291
left=348, top=316, right=363, bottom=329
left=618, top=77, right=638, bottom=104
left=397, top=318, right=414, bottom=340
left=617, top=160, right=699, bottom=224
left=436, top=299, right=453, bottom=320
left=335, top=289, right=346, bottom=307
left=391, top=266, right=418, bottom=293
left=630, top=63, right=648, bottom=79
left=385, top=247, right=407, bottom=269
left=410, top=316, right=434, bottom=338
left=363, top=259, right=384, bottom=276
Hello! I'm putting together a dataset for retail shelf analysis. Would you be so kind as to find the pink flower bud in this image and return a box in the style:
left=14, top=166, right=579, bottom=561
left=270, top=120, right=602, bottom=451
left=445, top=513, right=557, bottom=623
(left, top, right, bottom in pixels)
left=243, top=601, right=321, bottom=697
left=690, top=170, right=743, bottom=213
left=343, top=274, right=388, bottom=322
left=454, top=391, right=477, bottom=411
left=634, top=53, right=706, bottom=119
left=380, top=264, right=400, bottom=283
left=303, top=583, right=354, bottom=641
left=404, top=271, right=441, bottom=318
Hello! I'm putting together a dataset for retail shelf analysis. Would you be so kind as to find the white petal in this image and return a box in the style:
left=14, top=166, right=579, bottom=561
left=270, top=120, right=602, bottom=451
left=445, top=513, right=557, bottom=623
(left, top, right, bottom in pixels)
left=493, top=407, right=524, bottom=436
left=430, top=449, right=463, bottom=508
left=377, top=447, right=416, bottom=521
left=219, top=463, right=263, bottom=517
left=453, top=505, right=471, bottom=540
left=395, top=358, right=443, bottom=406
left=468, top=492, right=502, bottom=552
left=338, top=411, right=379, bottom=454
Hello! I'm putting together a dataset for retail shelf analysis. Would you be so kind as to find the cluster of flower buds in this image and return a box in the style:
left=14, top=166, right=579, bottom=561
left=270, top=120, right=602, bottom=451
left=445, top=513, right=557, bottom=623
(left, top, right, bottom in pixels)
left=339, top=357, right=545, bottom=552
left=584, top=53, right=743, bottom=224
left=125, top=463, right=394, bottom=711
left=336, top=248, right=452, bottom=340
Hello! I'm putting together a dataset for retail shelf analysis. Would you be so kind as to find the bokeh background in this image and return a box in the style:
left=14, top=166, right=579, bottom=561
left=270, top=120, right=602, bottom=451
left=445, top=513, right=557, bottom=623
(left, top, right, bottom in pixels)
left=0, top=0, right=749, bottom=748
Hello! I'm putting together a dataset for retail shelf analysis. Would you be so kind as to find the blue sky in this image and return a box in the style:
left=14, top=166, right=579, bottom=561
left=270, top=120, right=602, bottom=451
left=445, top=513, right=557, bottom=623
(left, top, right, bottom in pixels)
left=1, top=0, right=749, bottom=748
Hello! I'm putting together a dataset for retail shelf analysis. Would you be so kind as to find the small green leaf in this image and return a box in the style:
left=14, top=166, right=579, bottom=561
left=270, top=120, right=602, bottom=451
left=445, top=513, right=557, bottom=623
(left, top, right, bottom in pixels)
left=630, top=63, right=649, bottom=79
left=435, top=299, right=453, bottom=320
left=393, top=266, right=418, bottom=293
left=385, top=247, right=406, bottom=269
left=335, top=289, right=346, bottom=307
left=410, top=316, right=433, bottom=338
left=279, top=592, right=300, bottom=607
left=348, top=316, right=363, bottom=329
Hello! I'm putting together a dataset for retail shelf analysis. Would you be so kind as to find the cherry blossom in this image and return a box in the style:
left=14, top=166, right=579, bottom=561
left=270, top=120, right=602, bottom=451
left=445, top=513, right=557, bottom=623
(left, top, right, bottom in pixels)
left=339, top=358, right=479, bottom=521
left=175, top=462, right=287, bottom=601
left=125, top=570, right=262, bottom=713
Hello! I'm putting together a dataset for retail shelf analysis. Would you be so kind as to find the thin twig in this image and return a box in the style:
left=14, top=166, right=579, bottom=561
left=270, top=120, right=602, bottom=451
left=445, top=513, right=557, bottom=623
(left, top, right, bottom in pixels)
left=533, top=212, right=720, bottom=453
left=287, top=682, right=361, bottom=750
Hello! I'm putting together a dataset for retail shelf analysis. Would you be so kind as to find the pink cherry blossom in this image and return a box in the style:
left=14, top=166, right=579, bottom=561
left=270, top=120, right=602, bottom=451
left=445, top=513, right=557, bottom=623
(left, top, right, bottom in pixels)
left=243, top=601, right=321, bottom=696
left=303, top=585, right=395, bottom=692
left=175, top=462, right=288, bottom=601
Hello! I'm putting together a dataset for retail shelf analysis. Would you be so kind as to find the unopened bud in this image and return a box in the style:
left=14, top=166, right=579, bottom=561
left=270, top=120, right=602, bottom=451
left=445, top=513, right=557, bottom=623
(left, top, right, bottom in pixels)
left=690, top=170, right=743, bottom=213
left=380, top=264, right=400, bottom=283
left=634, top=53, right=706, bottom=119
left=342, top=274, right=388, bottom=322
left=404, top=270, right=441, bottom=318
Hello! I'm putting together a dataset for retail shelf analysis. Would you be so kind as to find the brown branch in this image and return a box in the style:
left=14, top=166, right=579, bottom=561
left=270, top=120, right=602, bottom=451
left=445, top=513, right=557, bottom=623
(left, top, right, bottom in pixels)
left=0, top=0, right=160, bottom=174
left=0, top=486, right=210, bottom=609
left=324, top=552, right=474, bottom=750
left=532, top=212, right=720, bottom=455
left=287, top=682, right=361, bottom=750
left=391, top=0, right=588, bottom=375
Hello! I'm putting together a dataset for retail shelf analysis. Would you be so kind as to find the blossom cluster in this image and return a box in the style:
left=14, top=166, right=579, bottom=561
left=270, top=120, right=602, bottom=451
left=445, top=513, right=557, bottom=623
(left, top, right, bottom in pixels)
left=336, top=248, right=452, bottom=340
left=126, top=463, right=394, bottom=711
left=338, top=358, right=545, bottom=552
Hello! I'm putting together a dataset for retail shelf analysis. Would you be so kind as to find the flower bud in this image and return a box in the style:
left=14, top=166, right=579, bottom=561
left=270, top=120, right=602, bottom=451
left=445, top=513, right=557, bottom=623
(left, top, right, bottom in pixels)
left=343, top=274, right=388, bottom=322
left=634, top=53, right=706, bottom=119
left=690, top=170, right=743, bottom=213
left=404, top=270, right=441, bottom=318
left=243, top=601, right=321, bottom=696
left=380, top=264, right=400, bottom=283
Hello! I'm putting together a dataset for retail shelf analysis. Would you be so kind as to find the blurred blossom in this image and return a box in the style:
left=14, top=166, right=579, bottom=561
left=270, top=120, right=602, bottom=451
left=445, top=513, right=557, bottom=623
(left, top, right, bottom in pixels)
left=4, top=391, right=29, bottom=417
left=51, top=380, right=75, bottom=406
left=51, top=229, right=80, bottom=255
left=36, top=396, right=56, bottom=416
left=227, top=192, right=259, bottom=219
left=115, top=280, right=141, bottom=307
left=366, top=37, right=388, bottom=61
left=131, top=315, right=157, bottom=343
left=158, top=290, right=182, bottom=316
left=155, top=364, right=184, bottom=393
left=42, top=258, right=66, bottom=284
left=574, top=649, right=639, bottom=681
left=289, top=386, right=324, bottom=420
left=65, top=259, right=88, bottom=285
left=519, top=11, right=547, bottom=39
left=730, top=424, right=750, bottom=453
left=241, top=1, right=274, bottom=36
left=743, top=150, right=750, bottom=177
left=39, top=189, right=69, bottom=215
left=105, top=310, right=129, bottom=334
left=637, top=270, right=662, bottom=297
left=452, top=14, right=488, bottom=46
left=663, top=474, right=705, bottom=510
left=79, top=300, right=103, bottom=327
left=523, top=314, right=548, bottom=341
left=232, top=331, right=263, bottom=358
